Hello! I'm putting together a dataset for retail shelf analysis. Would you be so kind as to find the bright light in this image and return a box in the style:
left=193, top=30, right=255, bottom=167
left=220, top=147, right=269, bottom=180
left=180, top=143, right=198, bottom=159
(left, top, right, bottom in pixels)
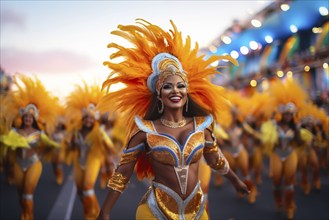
left=280, top=4, right=290, bottom=11
left=290, top=25, right=298, bottom=33
left=324, top=63, right=328, bottom=69
left=286, top=71, right=293, bottom=78
left=251, top=19, right=262, bottom=28
left=312, top=27, right=323, bottom=34
left=249, top=41, right=258, bottom=50
left=304, top=66, right=310, bottom=72
left=230, top=50, right=239, bottom=59
left=209, top=45, right=217, bottom=53
left=221, top=35, right=232, bottom=44
left=277, top=70, right=284, bottom=78
left=319, top=7, right=329, bottom=16
left=240, top=46, right=249, bottom=55
left=250, top=79, right=257, bottom=87
left=265, top=35, right=273, bottom=43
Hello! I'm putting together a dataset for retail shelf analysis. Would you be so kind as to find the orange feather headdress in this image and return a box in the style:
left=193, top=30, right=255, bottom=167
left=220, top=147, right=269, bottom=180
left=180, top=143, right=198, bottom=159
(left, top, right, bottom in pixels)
left=98, top=18, right=238, bottom=132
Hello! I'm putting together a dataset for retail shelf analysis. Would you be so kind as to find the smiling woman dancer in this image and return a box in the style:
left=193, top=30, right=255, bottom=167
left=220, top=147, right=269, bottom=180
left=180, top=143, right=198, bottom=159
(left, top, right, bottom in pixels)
left=97, top=19, right=250, bottom=220
left=0, top=74, right=60, bottom=220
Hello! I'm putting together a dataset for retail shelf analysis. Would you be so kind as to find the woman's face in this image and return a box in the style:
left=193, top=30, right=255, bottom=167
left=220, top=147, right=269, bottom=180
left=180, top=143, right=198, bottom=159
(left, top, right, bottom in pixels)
left=23, top=113, right=34, bottom=127
left=282, top=112, right=293, bottom=122
left=160, top=75, right=187, bottom=111
left=82, top=114, right=95, bottom=128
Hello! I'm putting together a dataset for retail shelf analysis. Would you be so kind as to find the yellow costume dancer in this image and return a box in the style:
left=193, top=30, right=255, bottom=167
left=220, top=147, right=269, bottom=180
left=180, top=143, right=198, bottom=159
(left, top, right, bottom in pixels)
left=65, top=82, right=114, bottom=220
left=0, top=74, right=60, bottom=220
left=312, top=108, right=329, bottom=173
left=50, top=107, right=67, bottom=185
left=241, top=91, right=274, bottom=185
left=297, top=103, right=328, bottom=194
left=217, top=91, right=258, bottom=204
left=97, top=19, right=250, bottom=220
left=262, top=78, right=308, bottom=219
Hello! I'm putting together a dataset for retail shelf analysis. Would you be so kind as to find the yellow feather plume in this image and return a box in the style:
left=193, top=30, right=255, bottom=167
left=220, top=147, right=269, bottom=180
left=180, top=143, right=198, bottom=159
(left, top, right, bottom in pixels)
left=1, top=74, right=60, bottom=134
left=65, top=81, right=105, bottom=134
left=269, top=78, right=310, bottom=116
left=248, top=91, right=275, bottom=120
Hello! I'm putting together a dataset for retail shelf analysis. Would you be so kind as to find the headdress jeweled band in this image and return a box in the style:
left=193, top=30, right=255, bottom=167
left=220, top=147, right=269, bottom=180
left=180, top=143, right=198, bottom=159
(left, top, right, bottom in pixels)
left=19, top=104, right=39, bottom=119
left=278, top=102, right=297, bottom=114
left=147, top=53, right=188, bottom=94
left=82, top=103, right=100, bottom=120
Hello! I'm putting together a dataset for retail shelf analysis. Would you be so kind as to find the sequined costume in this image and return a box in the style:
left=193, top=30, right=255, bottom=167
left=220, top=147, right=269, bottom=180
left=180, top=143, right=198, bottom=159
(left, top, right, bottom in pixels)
left=125, top=115, right=229, bottom=219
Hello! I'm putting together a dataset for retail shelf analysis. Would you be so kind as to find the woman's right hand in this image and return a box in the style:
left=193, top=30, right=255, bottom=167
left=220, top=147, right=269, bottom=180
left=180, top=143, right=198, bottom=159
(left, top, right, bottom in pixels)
left=96, top=211, right=110, bottom=220
left=225, top=169, right=250, bottom=195
left=232, top=178, right=250, bottom=195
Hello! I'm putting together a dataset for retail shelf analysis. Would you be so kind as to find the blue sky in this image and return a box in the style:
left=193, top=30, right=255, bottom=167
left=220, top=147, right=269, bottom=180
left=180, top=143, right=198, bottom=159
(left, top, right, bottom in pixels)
left=1, top=0, right=272, bottom=100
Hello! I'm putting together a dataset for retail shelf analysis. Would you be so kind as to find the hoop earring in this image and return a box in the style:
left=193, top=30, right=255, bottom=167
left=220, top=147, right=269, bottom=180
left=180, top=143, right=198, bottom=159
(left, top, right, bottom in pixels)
left=157, top=97, right=164, bottom=114
left=185, top=96, right=189, bottom=112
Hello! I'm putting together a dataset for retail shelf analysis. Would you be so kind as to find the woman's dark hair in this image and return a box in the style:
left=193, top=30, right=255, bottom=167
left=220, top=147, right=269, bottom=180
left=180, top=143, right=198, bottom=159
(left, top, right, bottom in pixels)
left=144, top=93, right=210, bottom=120
left=20, top=114, right=41, bottom=130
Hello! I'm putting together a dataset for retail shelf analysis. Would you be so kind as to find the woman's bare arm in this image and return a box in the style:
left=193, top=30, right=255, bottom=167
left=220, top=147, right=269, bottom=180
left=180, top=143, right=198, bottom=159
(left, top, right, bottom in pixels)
left=97, top=131, right=146, bottom=220
left=203, top=129, right=250, bottom=195
left=97, top=163, right=136, bottom=219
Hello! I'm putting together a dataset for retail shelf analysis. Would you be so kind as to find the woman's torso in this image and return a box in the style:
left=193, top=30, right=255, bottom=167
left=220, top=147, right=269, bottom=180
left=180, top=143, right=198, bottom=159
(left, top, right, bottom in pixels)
left=274, top=123, right=296, bottom=160
left=75, top=130, right=91, bottom=167
left=15, top=128, right=41, bottom=159
left=135, top=115, right=213, bottom=199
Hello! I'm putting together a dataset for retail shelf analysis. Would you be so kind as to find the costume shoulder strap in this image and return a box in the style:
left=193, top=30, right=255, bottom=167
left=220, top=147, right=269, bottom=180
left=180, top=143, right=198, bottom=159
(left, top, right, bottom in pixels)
left=195, top=115, right=214, bottom=132
left=134, top=116, right=155, bottom=134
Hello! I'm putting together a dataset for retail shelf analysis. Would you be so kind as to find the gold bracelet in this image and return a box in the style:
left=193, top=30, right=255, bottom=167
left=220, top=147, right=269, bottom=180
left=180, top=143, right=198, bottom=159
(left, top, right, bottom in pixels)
left=212, top=157, right=226, bottom=170
left=107, top=172, right=129, bottom=193
left=204, top=142, right=219, bottom=154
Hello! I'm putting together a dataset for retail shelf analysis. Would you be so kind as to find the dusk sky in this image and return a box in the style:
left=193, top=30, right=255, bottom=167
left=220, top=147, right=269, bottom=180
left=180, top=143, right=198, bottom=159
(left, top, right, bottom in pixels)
left=1, top=1, right=272, bottom=101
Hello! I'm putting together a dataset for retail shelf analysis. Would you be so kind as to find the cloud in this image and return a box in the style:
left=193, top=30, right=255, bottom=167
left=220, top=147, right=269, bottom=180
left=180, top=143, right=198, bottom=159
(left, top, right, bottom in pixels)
left=0, top=47, right=99, bottom=74
left=1, top=8, right=25, bottom=28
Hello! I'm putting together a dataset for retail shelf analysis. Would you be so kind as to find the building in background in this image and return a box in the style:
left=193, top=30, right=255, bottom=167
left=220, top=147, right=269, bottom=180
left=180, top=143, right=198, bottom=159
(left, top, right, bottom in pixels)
left=203, top=0, right=328, bottom=109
